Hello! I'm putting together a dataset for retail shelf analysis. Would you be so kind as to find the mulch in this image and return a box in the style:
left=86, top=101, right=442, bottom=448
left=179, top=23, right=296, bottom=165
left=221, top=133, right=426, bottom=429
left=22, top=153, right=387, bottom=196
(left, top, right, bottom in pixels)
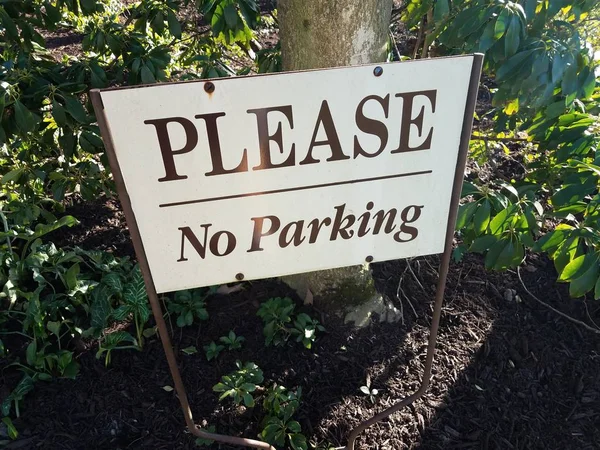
left=4, top=198, right=600, bottom=449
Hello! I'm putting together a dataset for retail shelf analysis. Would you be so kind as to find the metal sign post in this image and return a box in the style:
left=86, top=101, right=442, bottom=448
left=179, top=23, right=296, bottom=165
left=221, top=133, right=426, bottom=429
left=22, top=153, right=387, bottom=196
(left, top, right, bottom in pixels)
left=90, top=53, right=482, bottom=449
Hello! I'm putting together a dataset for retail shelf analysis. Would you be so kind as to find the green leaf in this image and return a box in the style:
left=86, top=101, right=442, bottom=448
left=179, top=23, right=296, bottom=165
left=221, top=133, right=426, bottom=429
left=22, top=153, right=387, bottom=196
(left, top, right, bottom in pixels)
left=64, top=96, right=88, bottom=123
left=224, top=5, right=238, bottom=28
left=65, top=263, right=80, bottom=291
left=26, top=341, right=37, bottom=366
left=91, top=284, right=112, bottom=330
left=52, top=99, right=68, bottom=126
left=141, top=64, right=156, bottom=84
left=494, top=8, right=510, bottom=39
left=569, top=256, right=599, bottom=298
left=47, top=321, right=61, bottom=337
left=242, top=392, right=255, bottom=407
left=489, top=205, right=517, bottom=235
left=14, top=100, right=37, bottom=133
left=80, top=0, right=96, bottom=14
left=484, top=238, right=508, bottom=270
left=2, top=417, right=18, bottom=440
left=470, top=235, right=497, bottom=253
left=151, top=11, right=165, bottom=35
left=61, top=361, right=79, bottom=379
left=594, top=274, right=600, bottom=300
left=560, top=254, right=593, bottom=282
left=456, top=202, right=478, bottom=229
left=473, top=200, right=492, bottom=234
left=504, top=16, right=520, bottom=57
left=1, top=168, right=24, bottom=185
left=433, top=0, right=449, bottom=21
left=496, top=50, right=535, bottom=81
left=478, top=20, right=498, bottom=53
left=167, top=10, right=182, bottom=38
left=289, top=432, right=308, bottom=450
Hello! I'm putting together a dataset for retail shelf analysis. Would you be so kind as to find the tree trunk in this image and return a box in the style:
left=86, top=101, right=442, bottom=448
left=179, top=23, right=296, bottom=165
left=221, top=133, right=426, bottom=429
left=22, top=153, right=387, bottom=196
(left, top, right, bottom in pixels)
left=278, top=0, right=393, bottom=71
left=277, top=0, right=399, bottom=326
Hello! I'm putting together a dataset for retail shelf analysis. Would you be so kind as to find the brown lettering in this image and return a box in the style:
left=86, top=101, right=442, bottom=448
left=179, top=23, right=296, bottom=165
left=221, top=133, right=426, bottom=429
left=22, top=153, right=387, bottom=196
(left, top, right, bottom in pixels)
left=299, top=100, right=349, bottom=165
left=330, top=204, right=355, bottom=240
left=372, top=208, right=397, bottom=234
left=177, top=224, right=211, bottom=261
left=209, top=230, right=236, bottom=256
left=391, top=90, right=437, bottom=154
left=394, top=205, right=423, bottom=242
left=354, top=95, right=390, bottom=158
left=279, top=220, right=305, bottom=247
left=248, top=215, right=281, bottom=252
left=145, top=117, right=198, bottom=182
left=308, top=217, right=331, bottom=243
left=247, top=105, right=295, bottom=170
left=195, top=112, right=248, bottom=176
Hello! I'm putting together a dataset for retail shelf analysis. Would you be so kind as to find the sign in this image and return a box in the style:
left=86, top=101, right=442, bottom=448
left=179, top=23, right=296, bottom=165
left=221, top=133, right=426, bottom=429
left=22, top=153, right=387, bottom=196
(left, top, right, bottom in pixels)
left=94, top=55, right=477, bottom=294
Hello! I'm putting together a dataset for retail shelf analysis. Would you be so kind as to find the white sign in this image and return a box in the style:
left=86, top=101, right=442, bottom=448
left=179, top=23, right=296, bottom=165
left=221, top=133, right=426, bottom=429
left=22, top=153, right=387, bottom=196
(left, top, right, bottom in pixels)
left=95, top=56, right=476, bottom=294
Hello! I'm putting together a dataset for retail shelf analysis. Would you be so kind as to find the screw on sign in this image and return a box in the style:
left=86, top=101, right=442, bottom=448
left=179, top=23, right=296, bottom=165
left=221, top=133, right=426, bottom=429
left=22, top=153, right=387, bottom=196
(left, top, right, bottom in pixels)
left=91, top=54, right=483, bottom=449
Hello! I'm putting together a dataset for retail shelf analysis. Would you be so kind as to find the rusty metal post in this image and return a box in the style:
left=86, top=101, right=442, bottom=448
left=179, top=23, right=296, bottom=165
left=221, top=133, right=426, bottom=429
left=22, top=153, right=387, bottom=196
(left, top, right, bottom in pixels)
left=344, top=53, right=483, bottom=450
left=90, top=90, right=275, bottom=450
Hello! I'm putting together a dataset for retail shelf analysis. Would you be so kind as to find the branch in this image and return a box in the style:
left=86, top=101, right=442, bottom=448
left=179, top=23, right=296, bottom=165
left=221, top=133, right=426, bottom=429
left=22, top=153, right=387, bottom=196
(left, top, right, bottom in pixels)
left=517, top=267, right=600, bottom=335
left=470, top=136, right=533, bottom=143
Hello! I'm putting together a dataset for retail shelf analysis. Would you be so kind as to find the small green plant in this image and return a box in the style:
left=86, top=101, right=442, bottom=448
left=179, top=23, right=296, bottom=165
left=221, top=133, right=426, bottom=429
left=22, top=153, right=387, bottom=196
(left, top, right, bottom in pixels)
left=257, top=297, right=295, bottom=346
left=257, top=297, right=324, bottom=349
left=261, top=384, right=307, bottom=450
left=1, top=375, right=34, bottom=418
left=290, top=313, right=325, bottom=350
left=168, top=287, right=213, bottom=327
left=204, top=341, right=224, bottom=361
left=212, top=361, right=264, bottom=407
left=219, top=330, right=245, bottom=350
left=359, top=378, right=379, bottom=404
left=96, top=331, right=138, bottom=366
left=112, top=267, right=150, bottom=348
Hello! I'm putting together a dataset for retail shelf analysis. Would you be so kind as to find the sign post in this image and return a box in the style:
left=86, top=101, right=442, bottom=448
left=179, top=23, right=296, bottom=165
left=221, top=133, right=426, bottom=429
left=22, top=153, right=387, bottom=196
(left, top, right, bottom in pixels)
left=91, top=53, right=482, bottom=449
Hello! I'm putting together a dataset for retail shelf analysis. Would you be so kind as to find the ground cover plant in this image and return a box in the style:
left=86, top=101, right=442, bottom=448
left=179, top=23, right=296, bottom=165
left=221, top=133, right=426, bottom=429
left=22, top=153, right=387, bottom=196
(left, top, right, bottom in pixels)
left=0, top=0, right=599, bottom=448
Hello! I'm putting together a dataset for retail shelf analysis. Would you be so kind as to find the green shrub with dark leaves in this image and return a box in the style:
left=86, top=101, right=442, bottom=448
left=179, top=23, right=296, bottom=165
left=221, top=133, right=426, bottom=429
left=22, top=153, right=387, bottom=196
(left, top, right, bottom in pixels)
left=403, top=0, right=600, bottom=298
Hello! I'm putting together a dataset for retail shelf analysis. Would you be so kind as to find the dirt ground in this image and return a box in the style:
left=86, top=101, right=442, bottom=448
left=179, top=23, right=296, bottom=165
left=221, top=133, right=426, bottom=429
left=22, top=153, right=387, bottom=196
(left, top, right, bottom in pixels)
left=5, top=197, right=600, bottom=449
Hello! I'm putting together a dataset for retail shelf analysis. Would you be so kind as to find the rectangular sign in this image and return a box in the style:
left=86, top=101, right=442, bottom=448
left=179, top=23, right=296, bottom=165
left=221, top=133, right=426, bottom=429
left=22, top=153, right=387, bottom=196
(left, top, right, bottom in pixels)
left=94, top=55, right=478, bottom=294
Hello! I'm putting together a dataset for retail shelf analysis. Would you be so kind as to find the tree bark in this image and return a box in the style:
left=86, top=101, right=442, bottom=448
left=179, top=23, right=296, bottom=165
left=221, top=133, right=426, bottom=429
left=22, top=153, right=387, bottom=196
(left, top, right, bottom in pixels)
left=277, top=0, right=398, bottom=326
left=278, top=0, right=393, bottom=70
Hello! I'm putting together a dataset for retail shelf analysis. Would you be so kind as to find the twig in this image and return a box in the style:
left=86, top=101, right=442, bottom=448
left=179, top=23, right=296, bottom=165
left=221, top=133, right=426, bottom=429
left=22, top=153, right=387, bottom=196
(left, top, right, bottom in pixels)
left=583, top=301, right=600, bottom=332
left=397, top=265, right=418, bottom=320
left=470, top=136, right=534, bottom=143
left=517, top=267, right=600, bottom=335
left=406, top=259, right=427, bottom=294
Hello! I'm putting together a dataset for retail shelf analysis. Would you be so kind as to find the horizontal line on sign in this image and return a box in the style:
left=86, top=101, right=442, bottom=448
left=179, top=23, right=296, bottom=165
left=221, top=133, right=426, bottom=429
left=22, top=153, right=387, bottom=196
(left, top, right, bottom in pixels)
left=158, top=170, right=433, bottom=208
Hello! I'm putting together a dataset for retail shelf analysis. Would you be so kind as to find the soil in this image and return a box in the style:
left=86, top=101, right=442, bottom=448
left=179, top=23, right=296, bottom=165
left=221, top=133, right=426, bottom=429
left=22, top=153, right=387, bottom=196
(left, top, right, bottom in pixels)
left=6, top=198, right=600, bottom=449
